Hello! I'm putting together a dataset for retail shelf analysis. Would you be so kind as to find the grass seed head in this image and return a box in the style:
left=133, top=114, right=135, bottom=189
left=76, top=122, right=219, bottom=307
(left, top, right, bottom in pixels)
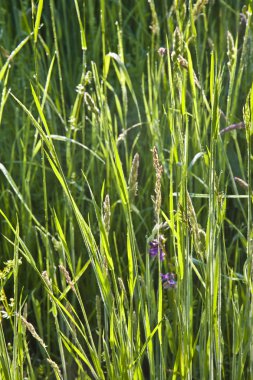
left=47, top=358, right=62, bottom=380
left=171, top=27, right=183, bottom=62
left=227, top=31, right=236, bottom=70
left=152, top=147, right=163, bottom=222
left=128, top=153, right=139, bottom=200
left=234, top=177, right=249, bottom=190
left=193, top=0, right=209, bottom=19
left=19, top=315, right=47, bottom=350
left=103, top=194, right=111, bottom=234
left=59, top=265, right=76, bottom=293
left=42, top=271, right=52, bottom=290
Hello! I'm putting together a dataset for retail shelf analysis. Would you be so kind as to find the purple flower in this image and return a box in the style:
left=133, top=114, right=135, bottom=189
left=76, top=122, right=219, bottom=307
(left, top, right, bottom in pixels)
left=160, top=272, right=177, bottom=289
left=149, top=235, right=166, bottom=261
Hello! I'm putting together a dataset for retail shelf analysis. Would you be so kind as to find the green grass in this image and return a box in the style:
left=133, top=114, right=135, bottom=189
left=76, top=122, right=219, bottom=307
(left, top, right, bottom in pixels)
left=1, top=0, right=253, bottom=379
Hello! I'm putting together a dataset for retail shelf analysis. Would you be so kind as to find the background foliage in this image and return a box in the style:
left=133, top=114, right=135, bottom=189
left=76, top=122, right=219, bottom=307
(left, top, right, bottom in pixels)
left=1, top=0, right=253, bottom=379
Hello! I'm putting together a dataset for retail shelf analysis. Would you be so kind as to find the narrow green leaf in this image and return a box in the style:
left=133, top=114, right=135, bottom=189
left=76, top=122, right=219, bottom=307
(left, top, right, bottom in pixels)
left=34, top=0, right=44, bottom=43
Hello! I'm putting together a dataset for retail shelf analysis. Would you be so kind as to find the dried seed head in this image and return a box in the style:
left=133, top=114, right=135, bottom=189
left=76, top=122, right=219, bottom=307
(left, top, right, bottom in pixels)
left=59, top=265, right=76, bottom=293
left=47, top=358, right=62, bottom=380
left=234, top=177, right=249, bottom=190
left=219, top=122, right=245, bottom=135
left=177, top=55, right=188, bottom=69
left=177, top=55, right=201, bottom=89
left=19, top=314, right=47, bottom=350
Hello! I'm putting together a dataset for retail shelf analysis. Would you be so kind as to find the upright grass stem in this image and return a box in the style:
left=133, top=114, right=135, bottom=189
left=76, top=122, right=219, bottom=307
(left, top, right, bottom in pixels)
left=1, top=1, right=253, bottom=379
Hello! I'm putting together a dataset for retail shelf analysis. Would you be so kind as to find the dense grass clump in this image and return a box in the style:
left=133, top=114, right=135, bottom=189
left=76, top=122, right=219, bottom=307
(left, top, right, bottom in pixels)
left=1, top=0, right=253, bottom=379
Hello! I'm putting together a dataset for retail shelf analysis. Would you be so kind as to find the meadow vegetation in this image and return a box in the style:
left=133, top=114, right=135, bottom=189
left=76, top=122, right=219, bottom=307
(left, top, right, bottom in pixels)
left=1, top=0, right=253, bottom=379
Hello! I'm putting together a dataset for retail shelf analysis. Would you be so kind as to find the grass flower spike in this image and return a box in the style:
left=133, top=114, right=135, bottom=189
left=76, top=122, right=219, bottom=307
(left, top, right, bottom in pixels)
left=1, top=1, right=252, bottom=378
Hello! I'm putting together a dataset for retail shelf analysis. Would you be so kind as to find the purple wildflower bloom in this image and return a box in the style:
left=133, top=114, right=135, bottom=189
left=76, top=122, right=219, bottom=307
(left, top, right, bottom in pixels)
left=160, top=272, right=177, bottom=289
left=149, top=236, right=166, bottom=261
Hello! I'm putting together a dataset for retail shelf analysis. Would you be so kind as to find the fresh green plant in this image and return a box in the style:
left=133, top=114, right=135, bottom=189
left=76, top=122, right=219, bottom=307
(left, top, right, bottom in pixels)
left=0, top=0, right=253, bottom=379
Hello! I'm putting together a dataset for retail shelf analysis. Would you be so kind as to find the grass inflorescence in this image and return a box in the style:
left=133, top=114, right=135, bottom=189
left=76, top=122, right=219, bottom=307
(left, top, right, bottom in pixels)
left=1, top=0, right=253, bottom=379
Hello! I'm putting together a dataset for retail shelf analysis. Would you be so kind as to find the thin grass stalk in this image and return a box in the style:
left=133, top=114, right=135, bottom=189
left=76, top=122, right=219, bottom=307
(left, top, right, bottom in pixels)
left=180, top=113, right=191, bottom=379
left=1, top=2, right=253, bottom=378
left=0, top=322, right=12, bottom=380
left=185, top=116, right=192, bottom=380
left=38, top=75, right=67, bottom=375
left=207, top=51, right=214, bottom=380
left=2, top=97, right=107, bottom=379
left=208, top=53, right=222, bottom=379
left=100, top=0, right=106, bottom=82
left=208, top=157, right=215, bottom=380
left=230, top=9, right=252, bottom=120
left=13, top=222, right=20, bottom=380
left=245, top=84, right=253, bottom=377
left=42, top=271, right=104, bottom=378
left=148, top=0, right=160, bottom=71
left=40, top=138, right=53, bottom=364
left=49, top=0, right=66, bottom=124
